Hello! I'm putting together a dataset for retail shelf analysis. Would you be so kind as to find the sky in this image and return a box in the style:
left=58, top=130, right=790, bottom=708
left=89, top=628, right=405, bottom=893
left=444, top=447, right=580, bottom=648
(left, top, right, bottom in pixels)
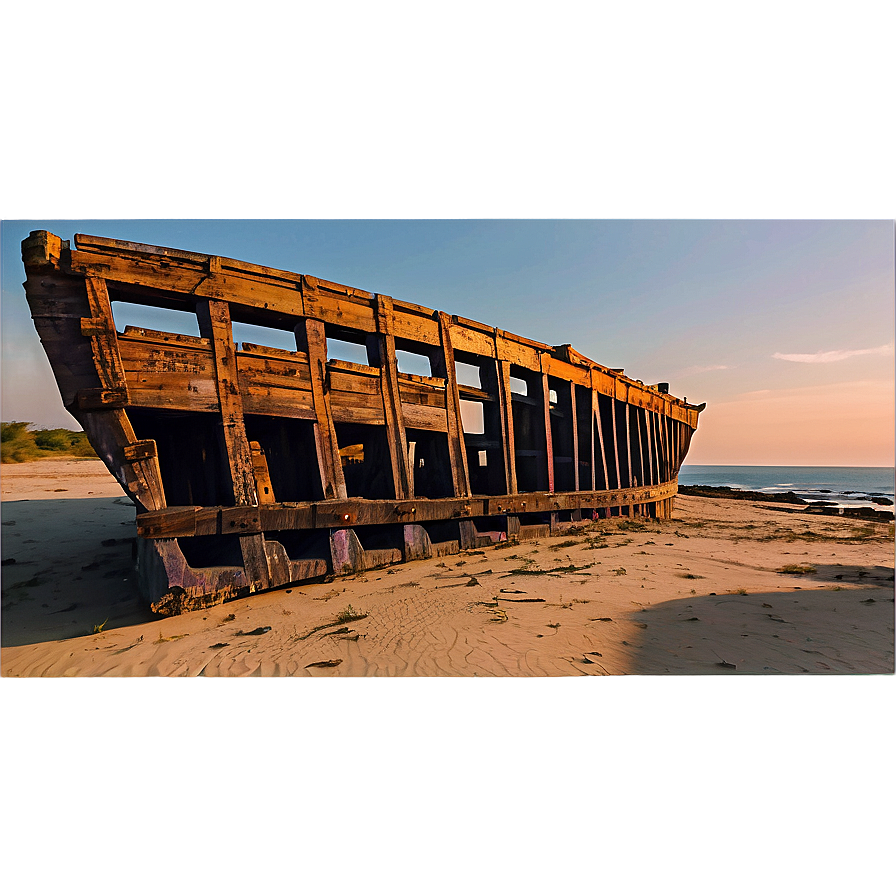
left=0, top=0, right=896, bottom=466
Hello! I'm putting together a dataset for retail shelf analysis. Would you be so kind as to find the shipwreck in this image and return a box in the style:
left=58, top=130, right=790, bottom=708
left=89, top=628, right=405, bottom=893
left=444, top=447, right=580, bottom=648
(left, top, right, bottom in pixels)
left=21, top=231, right=704, bottom=615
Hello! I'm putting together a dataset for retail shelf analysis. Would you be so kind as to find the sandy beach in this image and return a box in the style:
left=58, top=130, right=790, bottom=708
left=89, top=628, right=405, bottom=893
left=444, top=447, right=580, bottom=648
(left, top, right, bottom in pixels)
left=2, top=459, right=893, bottom=676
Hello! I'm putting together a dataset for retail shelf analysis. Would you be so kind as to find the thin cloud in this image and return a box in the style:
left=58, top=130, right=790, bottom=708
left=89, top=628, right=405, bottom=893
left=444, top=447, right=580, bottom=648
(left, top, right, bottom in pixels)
left=773, top=344, right=894, bottom=364
left=678, top=364, right=730, bottom=376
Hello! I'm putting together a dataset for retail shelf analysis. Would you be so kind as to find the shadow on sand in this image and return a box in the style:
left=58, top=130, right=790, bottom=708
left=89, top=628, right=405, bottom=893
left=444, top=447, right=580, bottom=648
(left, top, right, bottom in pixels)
left=624, top=574, right=895, bottom=674
left=1, top=497, right=154, bottom=647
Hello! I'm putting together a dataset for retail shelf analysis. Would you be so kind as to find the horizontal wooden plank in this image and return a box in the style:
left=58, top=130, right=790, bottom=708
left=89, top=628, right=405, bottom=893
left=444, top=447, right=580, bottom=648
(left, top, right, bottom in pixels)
left=495, top=333, right=542, bottom=370
left=48, top=236, right=700, bottom=424
left=390, top=311, right=440, bottom=346
left=326, top=358, right=380, bottom=377
left=448, top=323, right=496, bottom=358
left=238, top=343, right=308, bottom=364
left=121, top=326, right=210, bottom=349
left=303, top=284, right=377, bottom=332
left=136, top=479, right=680, bottom=538
left=241, top=386, right=315, bottom=419
left=457, top=384, right=495, bottom=403
left=127, top=382, right=220, bottom=412
left=542, top=354, right=592, bottom=388
left=76, top=387, right=127, bottom=410
left=397, top=371, right=446, bottom=388
left=329, top=399, right=386, bottom=426
left=401, top=402, right=448, bottom=431
left=328, top=369, right=382, bottom=395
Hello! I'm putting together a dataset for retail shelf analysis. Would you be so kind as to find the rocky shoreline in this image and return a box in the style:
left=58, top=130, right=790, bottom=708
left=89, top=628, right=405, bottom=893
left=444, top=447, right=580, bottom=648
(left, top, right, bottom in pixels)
left=678, top=484, right=895, bottom=522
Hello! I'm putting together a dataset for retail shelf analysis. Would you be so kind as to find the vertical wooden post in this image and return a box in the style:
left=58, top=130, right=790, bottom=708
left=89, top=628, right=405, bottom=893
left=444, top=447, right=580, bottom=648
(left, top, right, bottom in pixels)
left=625, top=402, right=633, bottom=488
left=83, top=277, right=129, bottom=397
left=80, top=277, right=166, bottom=511
left=197, top=299, right=270, bottom=589
left=610, top=397, right=621, bottom=490
left=591, top=372, right=609, bottom=491
left=373, top=295, right=412, bottom=500
left=645, top=410, right=655, bottom=486
left=435, top=312, right=470, bottom=498
left=589, top=387, right=597, bottom=492
left=540, top=356, right=555, bottom=493
left=635, top=406, right=644, bottom=488
left=570, top=381, right=580, bottom=492
left=294, top=317, right=347, bottom=501
left=496, top=356, right=518, bottom=494
left=659, top=414, right=669, bottom=482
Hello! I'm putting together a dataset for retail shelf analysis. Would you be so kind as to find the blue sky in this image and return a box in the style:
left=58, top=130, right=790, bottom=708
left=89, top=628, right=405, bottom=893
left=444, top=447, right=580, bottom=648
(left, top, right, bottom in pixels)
left=3, top=2, right=893, bottom=469
left=2, top=219, right=893, bottom=465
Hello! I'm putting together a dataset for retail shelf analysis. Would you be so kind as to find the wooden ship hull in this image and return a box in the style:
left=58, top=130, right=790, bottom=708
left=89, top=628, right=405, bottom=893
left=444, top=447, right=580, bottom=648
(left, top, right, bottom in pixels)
left=22, top=231, right=704, bottom=615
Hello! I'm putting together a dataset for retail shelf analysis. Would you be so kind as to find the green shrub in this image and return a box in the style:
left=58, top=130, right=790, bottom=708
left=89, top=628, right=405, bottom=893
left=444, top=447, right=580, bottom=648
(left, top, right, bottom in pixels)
left=0, top=421, right=98, bottom=463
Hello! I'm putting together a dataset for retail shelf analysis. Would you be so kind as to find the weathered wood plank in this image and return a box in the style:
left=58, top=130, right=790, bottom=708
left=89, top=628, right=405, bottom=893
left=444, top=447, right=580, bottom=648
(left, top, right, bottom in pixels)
left=80, top=408, right=166, bottom=512
left=497, top=359, right=517, bottom=494
left=570, top=381, right=580, bottom=491
left=449, top=320, right=496, bottom=358
left=136, top=479, right=681, bottom=539
left=295, top=317, right=348, bottom=501
left=373, top=295, right=412, bottom=500
left=435, top=311, right=470, bottom=498
left=249, top=441, right=276, bottom=504
left=196, top=300, right=258, bottom=506
left=591, top=372, right=608, bottom=491
left=400, top=402, right=448, bottom=431
left=83, top=276, right=129, bottom=398
left=540, top=359, right=555, bottom=494
left=610, top=398, right=621, bottom=490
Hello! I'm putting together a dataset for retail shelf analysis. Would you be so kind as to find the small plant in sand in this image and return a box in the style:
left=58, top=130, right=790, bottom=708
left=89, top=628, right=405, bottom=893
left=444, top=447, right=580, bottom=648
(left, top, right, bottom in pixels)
left=335, top=604, right=366, bottom=624
left=92, top=618, right=108, bottom=635
left=776, top=564, right=816, bottom=575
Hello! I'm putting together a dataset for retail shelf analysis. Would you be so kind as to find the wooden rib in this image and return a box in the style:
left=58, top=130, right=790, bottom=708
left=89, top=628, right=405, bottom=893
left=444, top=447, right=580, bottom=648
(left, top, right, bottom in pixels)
left=588, top=386, right=596, bottom=491
left=197, top=299, right=270, bottom=589
left=295, top=317, right=348, bottom=501
left=644, top=410, right=655, bottom=486
left=570, top=381, right=580, bottom=491
left=374, top=295, right=412, bottom=500
left=591, top=373, right=609, bottom=491
left=610, top=398, right=621, bottom=490
left=83, top=276, right=128, bottom=397
left=540, top=360, right=555, bottom=494
left=625, top=402, right=633, bottom=488
left=497, top=358, right=517, bottom=494
left=197, top=301, right=257, bottom=506
left=249, top=441, right=276, bottom=504
left=657, top=414, right=669, bottom=482
left=435, top=312, right=470, bottom=498
left=635, top=406, right=645, bottom=489
left=80, top=409, right=166, bottom=512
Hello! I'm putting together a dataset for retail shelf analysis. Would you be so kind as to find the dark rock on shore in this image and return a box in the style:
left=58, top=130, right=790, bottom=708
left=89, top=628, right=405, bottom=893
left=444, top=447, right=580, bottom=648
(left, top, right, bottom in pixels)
left=679, top=485, right=894, bottom=522
left=678, top=485, right=807, bottom=504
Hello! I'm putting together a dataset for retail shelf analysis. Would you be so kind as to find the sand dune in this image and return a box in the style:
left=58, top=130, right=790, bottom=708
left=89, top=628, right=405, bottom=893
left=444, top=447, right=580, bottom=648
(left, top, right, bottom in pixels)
left=2, top=460, right=893, bottom=676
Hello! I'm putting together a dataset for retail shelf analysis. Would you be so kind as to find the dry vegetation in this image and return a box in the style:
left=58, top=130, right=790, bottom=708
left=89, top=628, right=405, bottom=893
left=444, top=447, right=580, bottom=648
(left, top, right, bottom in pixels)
left=1, top=422, right=97, bottom=463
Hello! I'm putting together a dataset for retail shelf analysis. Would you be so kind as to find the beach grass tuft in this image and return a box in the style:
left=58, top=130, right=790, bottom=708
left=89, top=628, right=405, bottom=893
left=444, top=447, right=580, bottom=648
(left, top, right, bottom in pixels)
left=776, top=564, right=816, bottom=575
left=335, top=604, right=366, bottom=624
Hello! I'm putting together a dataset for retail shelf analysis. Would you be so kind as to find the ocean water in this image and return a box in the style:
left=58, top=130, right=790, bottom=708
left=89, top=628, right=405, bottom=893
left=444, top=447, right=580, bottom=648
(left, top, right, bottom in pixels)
left=678, top=465, right=895, bottom=510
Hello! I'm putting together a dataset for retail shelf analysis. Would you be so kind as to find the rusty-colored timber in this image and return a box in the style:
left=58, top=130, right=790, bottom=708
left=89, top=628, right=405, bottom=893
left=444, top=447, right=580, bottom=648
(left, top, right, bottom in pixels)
left=21, top=231, right=705, bottom=615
